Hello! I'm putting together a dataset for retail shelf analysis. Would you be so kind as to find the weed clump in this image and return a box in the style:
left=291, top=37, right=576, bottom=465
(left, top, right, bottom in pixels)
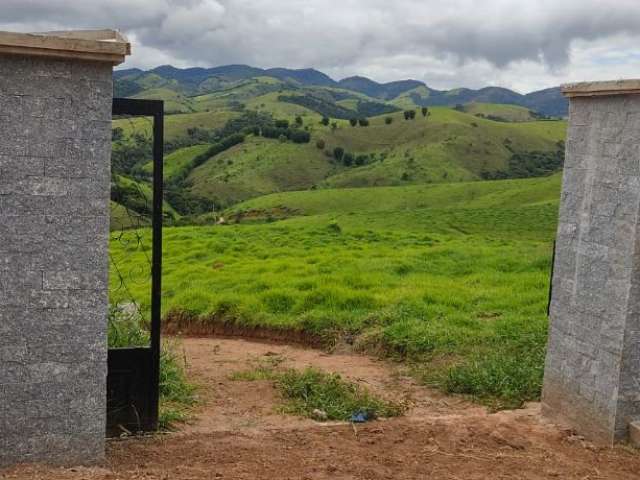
left=108, top=306, right=196, bottom=429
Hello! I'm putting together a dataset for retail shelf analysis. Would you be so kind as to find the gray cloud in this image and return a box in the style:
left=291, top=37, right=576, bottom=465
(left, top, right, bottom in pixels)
left=2, top=0, right=640, bottom=91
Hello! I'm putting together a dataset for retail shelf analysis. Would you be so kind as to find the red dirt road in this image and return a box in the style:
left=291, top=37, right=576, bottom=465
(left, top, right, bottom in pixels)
left=3, top=337, right=640, bottom=479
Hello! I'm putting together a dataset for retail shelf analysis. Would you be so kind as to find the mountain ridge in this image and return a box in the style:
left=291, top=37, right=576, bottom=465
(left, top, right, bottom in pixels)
left=114, top=64, right=568, bottom=116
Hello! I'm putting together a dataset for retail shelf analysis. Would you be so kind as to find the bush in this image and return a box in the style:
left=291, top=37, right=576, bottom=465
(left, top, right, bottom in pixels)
left=290, top=130, right=311, bottom=144
left=343, top=152, right=354, bottom=166
left=333, top=147, right=344, bottom=161
left=349, top=118, right=358, bottom=127
left=112, top=127, right=124, bottom=142
left=421, top=107, right=429, bottom=117
left=295, top=116, right=303, bottom=126
left=355, top=154, right=369, bottom=166
left=358, top=118, right=369, bottom=127
left=316, top=139, right=326, bottom=150
left=275, top=119, right=290, bottom=129
left=403, top=110, right=416, bottom=120
left=385, top=117, right=393, bottom=125
left=321, top=116, right=330, bottom=126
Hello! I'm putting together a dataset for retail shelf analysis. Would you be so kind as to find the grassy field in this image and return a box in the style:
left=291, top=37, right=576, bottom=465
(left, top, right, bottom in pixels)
left=460, top=103, right=540, bottom=122
left=110, top=174, right=561, bottom=409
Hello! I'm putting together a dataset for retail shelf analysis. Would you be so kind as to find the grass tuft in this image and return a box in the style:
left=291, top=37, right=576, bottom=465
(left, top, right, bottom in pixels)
left=276, top=367, right=404, bottom=421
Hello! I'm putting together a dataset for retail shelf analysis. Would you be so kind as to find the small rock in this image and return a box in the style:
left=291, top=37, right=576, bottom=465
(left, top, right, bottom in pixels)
left=312, top=409, right=328, bottom=421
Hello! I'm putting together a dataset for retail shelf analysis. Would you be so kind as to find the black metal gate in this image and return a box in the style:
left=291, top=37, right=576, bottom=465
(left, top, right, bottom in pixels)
left=107, top=98, right=164, bottom=435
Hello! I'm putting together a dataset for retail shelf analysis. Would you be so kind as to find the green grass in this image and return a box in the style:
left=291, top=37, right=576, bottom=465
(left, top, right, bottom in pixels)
left=277, top=368, right=403, bottom=420
left=141, top=143, right=213, bottom=182
left=187, top=135, right=334, bottom=207
left=232, top=363, right=403, bottom=421
left=110, top=175, right=561, bottom=409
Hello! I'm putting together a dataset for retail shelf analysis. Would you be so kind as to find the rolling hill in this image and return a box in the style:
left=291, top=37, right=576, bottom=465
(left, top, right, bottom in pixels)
left=110, top=63, right=567, bottom=224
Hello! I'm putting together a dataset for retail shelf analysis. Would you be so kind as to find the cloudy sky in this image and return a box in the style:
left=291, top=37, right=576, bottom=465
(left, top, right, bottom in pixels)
left=3, top=0, right=640, bottom=93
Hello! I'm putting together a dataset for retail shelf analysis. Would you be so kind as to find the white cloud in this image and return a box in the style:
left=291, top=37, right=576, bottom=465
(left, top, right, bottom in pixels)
left=2, top=0, right=640, bottom=92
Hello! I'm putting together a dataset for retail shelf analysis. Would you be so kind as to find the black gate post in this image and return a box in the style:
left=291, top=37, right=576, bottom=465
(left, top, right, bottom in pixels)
left=149, top=102, right=164, bottom=430
left=107, top=98, right=164, bottom=435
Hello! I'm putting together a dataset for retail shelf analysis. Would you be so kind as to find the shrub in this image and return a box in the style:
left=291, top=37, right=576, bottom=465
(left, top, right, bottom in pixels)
left=333, top=147, right=344, bottom=161
left=403, top=110, right=416, bottom=120
left=295, top=116, right=303, bottom=126
left=316, top=139, right=326, bottom=150
left=275, top=119, right=290, bottom=129
left=343, top=152, right=354, bottom=166
left=421, top=107, right=429, bottom=117
left=321, top=116, right=330, bottom=126
left=349, top=118, right=358, bottom=127
left=385, top=117, right=393, bottom=125
left=290, top=130, right=311, bottom=143
left=327, top=220, right=341, bottom=233
left=112, top=127, right=124, bottom=142
left=355, top=154, right=369, bottom=166
left=358, top=118, right=369, bottom=127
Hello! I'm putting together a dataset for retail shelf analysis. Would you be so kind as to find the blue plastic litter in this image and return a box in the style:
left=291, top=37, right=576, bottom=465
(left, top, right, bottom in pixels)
left=350, top=410, right=369, bottom=423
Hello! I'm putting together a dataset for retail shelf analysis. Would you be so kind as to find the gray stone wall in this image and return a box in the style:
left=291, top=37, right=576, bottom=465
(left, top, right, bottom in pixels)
left=0, top=55, right=112, bottom=465
left=543, top=94, right=640, bottom=444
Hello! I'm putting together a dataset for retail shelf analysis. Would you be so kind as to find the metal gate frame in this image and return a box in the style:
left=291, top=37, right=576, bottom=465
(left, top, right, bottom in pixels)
left=107, top=98, right=164, bottom=435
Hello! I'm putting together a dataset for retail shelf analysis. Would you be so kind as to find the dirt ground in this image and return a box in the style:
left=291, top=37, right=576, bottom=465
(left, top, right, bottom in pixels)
left=3, top=336, right=640, bottom=479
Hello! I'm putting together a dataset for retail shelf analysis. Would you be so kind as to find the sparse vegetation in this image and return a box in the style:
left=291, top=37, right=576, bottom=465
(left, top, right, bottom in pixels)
left=107, top=306, right=196, bottom=428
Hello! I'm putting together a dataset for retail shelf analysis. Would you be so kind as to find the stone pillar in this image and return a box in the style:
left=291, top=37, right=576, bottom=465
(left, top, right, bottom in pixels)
left=0, top=30, right=129, bottom=466
left=543, top=80, right=640, bottom=445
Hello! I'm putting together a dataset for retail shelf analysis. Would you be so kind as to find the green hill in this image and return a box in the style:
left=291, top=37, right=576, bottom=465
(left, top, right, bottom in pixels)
left=176, top=107, right=564, bottom=207
left=111, top=68, right=566, bottom=217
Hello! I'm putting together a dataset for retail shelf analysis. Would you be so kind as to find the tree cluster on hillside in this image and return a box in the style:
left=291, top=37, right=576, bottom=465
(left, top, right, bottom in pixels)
left=333, top=146, right=372, bottom=167
left=481, top=146, right=565, bottom=180
left=403, top=109, right=417, bottom=120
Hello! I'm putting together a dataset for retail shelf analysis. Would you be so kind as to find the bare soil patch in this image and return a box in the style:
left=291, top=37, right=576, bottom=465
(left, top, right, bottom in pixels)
left=3, top=337, right=640, bottom=480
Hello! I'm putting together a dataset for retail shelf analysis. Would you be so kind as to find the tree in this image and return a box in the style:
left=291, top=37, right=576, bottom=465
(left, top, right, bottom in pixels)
left=343, top=152, right=354, bottom=166
left=290, top=130, right=311, bottom=143
left=333, top=147, right=344, bottom=161
left=349, top=118, right=358, bottom=127
left=403, top=110, right=410, bottom=120
left=358, top=118, right=369, bottom=127
left=321, top=116, right=330, bottom=126
left=275, top=119, right=290, bottom=128
left=408, top=109, right=416, bottom=120
left=295, top=116, right=303, bottom=126
left=421, top=107, right=429, bottom=117
left=385, top=117, right=393, bottom=125
left=355, top=154, right=369, bottom=166
left=316, top=139, right=326, bottom=150
left=331, top=122, right=338, bottom=131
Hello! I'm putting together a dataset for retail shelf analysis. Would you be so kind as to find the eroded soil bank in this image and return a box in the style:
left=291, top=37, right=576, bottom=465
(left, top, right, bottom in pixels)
left=3, top=337, right=640, bottom=480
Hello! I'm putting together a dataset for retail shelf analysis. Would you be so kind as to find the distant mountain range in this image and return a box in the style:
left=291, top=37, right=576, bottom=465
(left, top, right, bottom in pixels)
left=114, top=65, right=568, bottom=117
